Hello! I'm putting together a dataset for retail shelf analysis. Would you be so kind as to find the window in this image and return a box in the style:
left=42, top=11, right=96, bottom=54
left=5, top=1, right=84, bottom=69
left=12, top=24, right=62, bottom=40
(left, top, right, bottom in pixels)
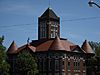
left=51, top=31, right=55, bottom=38
left=39, top=59, right=43, bottom=71
left=49, top=59, right=52, bottom=71
left=40, top=21, right=47, bottom=39
left=43, top=59, right=46, bottom=71
left=62, top=60, right=65, bottom=70
left=50, top=21, right=58, bottom=38
left=55, top=60, right=59, bottom=71
left=68, top=62, right=70, bottom=66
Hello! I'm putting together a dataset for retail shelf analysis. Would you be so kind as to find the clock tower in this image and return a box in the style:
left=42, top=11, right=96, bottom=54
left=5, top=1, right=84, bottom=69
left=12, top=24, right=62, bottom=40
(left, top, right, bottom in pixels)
left=38, top=8, right=60, bottom=40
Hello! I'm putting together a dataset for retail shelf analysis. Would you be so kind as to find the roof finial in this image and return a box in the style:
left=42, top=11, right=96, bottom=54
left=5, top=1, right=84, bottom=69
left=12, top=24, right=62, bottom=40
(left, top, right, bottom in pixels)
left=49, top=0, right=51, bottom=9
left=27, top=37, right=30, bottom=45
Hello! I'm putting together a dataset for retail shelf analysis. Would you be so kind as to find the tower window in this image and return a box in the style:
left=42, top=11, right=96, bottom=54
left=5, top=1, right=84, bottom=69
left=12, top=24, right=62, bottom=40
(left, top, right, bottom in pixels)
left=50, top=22, right=58, bottom=38
left=51, top=31, right=55, bottom=38
left=40, top=21, right=47, bottom=39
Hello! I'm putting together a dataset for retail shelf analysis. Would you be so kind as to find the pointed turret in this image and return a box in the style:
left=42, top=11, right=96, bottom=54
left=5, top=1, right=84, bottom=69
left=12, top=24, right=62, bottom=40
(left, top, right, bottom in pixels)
left=49, top=35, right=65, bottom=50
left=81, top=40, right=94, bottom=53
left=7, top=41, right=17, bottom=54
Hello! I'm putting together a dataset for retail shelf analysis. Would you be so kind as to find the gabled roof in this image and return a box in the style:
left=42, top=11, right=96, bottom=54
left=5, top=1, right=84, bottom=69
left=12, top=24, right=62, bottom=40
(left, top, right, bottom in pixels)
left=70, top=45, right=86, bottom=53
left=17, top=44, right=36, bottom=53
left=7, top=41, right=17, bottom=54
left=81, top=40, right=94, bottom=53
left=49, top=36, right=65, bottom=50
left=40, top=7, right=59, bottom=20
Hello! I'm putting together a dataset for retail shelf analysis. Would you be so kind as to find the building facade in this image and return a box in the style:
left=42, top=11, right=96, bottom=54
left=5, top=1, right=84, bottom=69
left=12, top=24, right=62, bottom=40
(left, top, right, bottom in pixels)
left=7, top=8, right=95, bottom=75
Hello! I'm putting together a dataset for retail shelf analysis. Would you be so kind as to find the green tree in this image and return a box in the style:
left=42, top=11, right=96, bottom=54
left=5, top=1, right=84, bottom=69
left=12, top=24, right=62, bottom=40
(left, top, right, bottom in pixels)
left=0, top=36, right=10, bottom=75
left=89, top=41, right=100, bottom=75
left=15, top=50, right=38, bottom=75
left=89, top=41, right=100, bottom=56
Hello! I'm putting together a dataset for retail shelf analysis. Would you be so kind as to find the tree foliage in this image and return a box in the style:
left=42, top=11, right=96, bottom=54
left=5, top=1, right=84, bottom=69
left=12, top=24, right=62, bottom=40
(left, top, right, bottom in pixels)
left=0, top=36, right=10, bottom=75
left=89, top=41, right=100, bottom=75
left=15, top=50, right=38, bottom=75
left=89, top=41, right=100, bottom=56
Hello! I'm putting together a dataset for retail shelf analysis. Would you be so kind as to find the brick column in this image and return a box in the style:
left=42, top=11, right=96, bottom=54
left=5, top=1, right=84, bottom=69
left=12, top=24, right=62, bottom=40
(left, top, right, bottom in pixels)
left=46, top=57, right=49, bottom=75
left=51, top=58, right=55, bottom=75
left=64, top=58, right=68, bottom=75
left=41, top=58, right=43, bottom=75
left=59, top=58, right=62, bottom=75
left=70, top=57, right=74, bottom=75
left=80, top=59, right=83, bottom=75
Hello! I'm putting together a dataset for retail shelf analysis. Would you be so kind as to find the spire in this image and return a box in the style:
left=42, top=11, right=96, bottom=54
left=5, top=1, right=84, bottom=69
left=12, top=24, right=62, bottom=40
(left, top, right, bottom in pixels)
left=48, top=0, right=51, bottom=8
left=81, top=40, right=94, bottom=53
left=7, top=41, right=17, bottom=54
left=49, top=35, right=65, bottom=50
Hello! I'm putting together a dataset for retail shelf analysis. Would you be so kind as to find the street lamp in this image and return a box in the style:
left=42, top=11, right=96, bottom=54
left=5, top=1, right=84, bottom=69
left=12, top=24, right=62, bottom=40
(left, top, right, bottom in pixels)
left=88, top=0, right=100, bottom=8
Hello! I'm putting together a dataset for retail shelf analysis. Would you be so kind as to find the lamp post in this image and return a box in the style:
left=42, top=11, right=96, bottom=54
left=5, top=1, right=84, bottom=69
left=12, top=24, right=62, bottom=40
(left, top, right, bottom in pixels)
left=88, top=0, right=100, bottom=8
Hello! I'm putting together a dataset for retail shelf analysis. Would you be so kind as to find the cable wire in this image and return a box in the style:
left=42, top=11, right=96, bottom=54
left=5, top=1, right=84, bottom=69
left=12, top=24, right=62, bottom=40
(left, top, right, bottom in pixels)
left=0, top=16, right=100, bottom=29
left=61, top=16, right=100, bottom=22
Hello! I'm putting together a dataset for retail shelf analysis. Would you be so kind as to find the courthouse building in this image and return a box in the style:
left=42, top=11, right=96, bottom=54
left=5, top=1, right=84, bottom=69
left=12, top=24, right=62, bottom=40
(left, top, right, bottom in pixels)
left=7, top=7, right=95, bottom=75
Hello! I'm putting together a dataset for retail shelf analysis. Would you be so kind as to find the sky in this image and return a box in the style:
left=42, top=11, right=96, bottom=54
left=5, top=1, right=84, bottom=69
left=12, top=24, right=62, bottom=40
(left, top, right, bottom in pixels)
left=0, top=0, right=100, bottom=48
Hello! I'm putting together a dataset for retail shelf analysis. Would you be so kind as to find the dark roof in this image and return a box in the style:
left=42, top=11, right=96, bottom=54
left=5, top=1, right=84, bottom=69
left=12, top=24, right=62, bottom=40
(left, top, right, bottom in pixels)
left=7, top=41, right=18, bottom=54
left=40, top=8, right=59, bottom=20
left=81, top=40, right=94, bottom=53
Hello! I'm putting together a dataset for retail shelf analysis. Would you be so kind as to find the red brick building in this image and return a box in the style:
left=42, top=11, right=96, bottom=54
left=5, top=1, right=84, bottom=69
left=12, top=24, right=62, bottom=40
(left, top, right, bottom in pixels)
left=7, top=8, right=95, bottom=75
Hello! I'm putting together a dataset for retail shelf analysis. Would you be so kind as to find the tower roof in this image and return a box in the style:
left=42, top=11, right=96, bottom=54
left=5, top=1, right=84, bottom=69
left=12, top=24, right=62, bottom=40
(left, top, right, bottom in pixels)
left=7, top=41, right=18, bottom=54
left=81, top=40, right=94, bottom=53
left=40, top=8, right=59, bottom=20
left=49, top=36, right=65, bottom=50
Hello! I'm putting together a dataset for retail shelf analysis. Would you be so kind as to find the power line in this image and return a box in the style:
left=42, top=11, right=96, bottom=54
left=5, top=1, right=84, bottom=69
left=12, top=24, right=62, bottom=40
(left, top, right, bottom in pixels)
left=0, top=23, right=33, bottom=28
left=0, top=16, right=100, bottom=29
left=61, top=16, right=100, bottom=22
